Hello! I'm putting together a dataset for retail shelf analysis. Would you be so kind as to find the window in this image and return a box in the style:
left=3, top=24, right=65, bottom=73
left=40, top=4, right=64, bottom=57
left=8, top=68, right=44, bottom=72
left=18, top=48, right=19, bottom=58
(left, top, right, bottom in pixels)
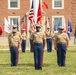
left=8, top=0, right=20, bottom=9
left=52, top=16, right=64, bottom=33
left=8, top=16, right=20, bottom=27
left=52, top=0, right=64, bottom=9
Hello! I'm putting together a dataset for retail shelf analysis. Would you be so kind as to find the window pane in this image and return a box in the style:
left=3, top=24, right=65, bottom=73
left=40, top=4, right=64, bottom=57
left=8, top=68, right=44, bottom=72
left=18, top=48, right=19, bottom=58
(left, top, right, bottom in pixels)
left=10, top=2, right=18, bottom=7
left=10, top=0, right=18, bottom=7
left=54, top=0, right=62, bottom=7
left=10, top=0, right=17, bottom=2
left=54, top=18, right=62, bottom=31
left=10, top=18, right=19, bottom=26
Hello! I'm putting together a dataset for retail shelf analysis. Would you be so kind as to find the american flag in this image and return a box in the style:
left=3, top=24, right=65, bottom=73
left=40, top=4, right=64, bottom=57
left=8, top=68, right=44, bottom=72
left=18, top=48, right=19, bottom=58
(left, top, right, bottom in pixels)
left=28, top=0, right=34, bottom=23
left=30, top=20, right=35, bottom=31
left=28, top=0, right=35, bottom=31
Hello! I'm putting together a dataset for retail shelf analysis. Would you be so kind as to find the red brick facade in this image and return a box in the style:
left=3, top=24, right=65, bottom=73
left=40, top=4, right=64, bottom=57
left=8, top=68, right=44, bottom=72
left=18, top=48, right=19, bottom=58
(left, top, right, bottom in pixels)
left=0, top=0, right=76, bottom=36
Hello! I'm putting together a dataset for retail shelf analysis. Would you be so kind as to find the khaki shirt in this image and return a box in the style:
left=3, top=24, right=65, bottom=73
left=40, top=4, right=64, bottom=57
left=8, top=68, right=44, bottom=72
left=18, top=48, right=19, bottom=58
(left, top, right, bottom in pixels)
left=29, top=28, right=34, bottom=39
left=16, top=31, right=21, bottom=40
left=8, top=33, right=20, bottom=47
left=45, top=30, right=52, bottom=39
left=54, top=32, right=69, bottom=44
left=31, top=31, right=46, bottom=43
left=21, top=32, right=27, bottom=40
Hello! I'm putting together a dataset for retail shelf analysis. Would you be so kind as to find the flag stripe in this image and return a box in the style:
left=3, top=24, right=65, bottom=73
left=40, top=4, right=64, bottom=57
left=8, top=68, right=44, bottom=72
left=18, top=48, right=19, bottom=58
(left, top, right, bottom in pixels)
left=28, top=0, right=35, bottom=31
left=28, top=0, right=34, bottom=23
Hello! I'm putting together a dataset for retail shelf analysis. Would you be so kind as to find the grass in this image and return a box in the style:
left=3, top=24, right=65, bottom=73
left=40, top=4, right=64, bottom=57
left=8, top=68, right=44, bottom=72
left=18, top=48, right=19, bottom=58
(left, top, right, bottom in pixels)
left=0, top=47, right=76, bottom=75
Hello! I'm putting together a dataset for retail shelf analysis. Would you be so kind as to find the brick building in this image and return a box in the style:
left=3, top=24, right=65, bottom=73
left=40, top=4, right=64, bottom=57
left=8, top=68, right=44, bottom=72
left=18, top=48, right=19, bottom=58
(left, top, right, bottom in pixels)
left=0, top=0, right=76, bottom=37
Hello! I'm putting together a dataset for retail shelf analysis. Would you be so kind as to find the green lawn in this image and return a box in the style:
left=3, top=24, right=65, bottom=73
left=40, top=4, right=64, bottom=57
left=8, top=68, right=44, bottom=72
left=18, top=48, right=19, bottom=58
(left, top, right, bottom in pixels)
left=0, top=47, right=76, bottom=75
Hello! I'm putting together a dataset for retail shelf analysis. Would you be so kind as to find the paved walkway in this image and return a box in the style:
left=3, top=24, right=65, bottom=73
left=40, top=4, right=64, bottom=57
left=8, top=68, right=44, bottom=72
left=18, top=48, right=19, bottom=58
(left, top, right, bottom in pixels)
left=0, top=37, right=76, bottom=50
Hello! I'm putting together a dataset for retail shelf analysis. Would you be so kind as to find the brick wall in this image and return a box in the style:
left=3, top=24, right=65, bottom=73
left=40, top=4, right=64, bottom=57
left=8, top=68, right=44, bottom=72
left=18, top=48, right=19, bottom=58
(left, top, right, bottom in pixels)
left=0, top=0, right=76, bottom=37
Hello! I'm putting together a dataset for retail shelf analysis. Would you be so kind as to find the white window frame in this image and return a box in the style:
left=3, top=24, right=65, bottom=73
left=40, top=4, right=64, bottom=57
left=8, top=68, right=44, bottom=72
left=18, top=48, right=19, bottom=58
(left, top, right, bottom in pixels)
left=8, top=0, right=20, bottom=9
left=8, top=16, right=20, bottom=26
left=52, top=16, right=64, bottom=33
left=52, top=0, right=64, bottom=9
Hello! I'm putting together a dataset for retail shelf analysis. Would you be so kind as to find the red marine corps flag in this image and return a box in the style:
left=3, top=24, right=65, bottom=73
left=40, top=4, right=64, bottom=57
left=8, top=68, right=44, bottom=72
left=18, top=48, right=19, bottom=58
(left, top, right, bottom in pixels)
left=43, top=1, right=48, bottom=9
left=37, top=0, right=42, bottom=24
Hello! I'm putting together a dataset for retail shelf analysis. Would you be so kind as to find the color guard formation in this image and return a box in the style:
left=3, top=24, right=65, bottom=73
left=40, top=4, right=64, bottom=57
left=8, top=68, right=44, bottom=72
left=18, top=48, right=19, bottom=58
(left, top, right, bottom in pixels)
left=7, top=24, right=69, bottom=70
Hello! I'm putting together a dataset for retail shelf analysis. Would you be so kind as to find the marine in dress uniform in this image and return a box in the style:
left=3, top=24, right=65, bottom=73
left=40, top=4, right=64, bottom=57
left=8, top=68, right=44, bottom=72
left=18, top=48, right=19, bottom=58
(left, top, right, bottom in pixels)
left=8, top=27, right=21, bottom=66
left=12, top=25, right=22, bottom=65
left=54, top=26, right=69, bottom=67
left=21, top=29, right=27, bottom=52
left=31, top=24, right=46, bottom=70
left=45, top=27, right=53, bottom=52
